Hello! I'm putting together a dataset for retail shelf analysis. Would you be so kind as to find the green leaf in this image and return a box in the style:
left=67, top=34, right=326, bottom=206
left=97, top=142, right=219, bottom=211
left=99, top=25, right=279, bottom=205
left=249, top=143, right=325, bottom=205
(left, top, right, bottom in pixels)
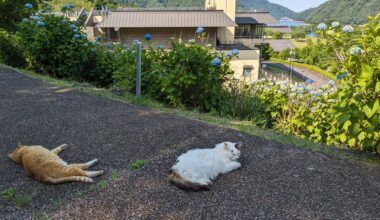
left=339, top=133, right=347, bottom=143
left=349, top=123, right=361, bottom=136
left=358, top=132, right=366, bottom=141
left=361, top=64, right=373, bottom=80
left=348, top=138, right=356, bottom=147
left=343, top=120, right=352, bottom=131
left=363, top=105, right=374, bottom=119
left=376, top=82, right=380, bottom=93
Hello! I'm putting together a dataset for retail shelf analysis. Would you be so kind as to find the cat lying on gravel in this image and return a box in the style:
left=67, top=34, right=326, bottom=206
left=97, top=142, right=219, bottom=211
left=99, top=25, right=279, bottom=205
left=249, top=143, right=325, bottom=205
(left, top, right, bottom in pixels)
left=8, top=144, right=103, bottom=184
left=169, top=141, right=242, bottom=191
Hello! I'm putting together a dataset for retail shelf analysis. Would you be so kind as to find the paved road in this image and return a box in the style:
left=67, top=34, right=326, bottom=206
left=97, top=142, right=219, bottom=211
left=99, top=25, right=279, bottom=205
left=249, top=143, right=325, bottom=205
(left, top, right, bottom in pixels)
left=0, top=67, right=379, bottom=219
left=264, top=61, right=331, bottom=88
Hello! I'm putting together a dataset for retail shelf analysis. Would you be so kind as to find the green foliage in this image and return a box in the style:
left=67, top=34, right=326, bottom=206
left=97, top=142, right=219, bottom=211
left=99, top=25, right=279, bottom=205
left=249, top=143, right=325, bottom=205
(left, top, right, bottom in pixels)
left=272, top=31, right=284, bottom=40
left=238, top=0, right=297, bottom=19
left=290, top=27, right=307, bottom=40
left=296, top=0, right=380, bottom=24
left=270, top=58, right=336, bottom=80
left=254, top=14, right=380, bottom=153
left=1, top=187, right=32, bottom=207
left=261, top=43, right=274, bottom=60
left=0, top=29, right=25, bottom=67
left=131, top=159, right=148, bottom=170
left=274, top=41, right=340, bottom=74
left=113, top=39, right=235, bottom=111
left=17, top=3, right=115, bottom=87
left=0, top=0, right=42, bottom=32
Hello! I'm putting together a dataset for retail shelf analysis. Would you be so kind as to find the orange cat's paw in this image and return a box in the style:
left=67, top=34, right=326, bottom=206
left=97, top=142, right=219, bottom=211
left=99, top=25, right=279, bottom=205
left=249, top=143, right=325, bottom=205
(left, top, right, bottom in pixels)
left=60, top=144, right=68, bottom=149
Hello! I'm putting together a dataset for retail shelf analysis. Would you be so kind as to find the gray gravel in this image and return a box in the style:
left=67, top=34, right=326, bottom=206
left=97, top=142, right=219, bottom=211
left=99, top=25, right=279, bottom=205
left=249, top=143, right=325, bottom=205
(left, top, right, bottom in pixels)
left=0, top=67, right=379, bottom=220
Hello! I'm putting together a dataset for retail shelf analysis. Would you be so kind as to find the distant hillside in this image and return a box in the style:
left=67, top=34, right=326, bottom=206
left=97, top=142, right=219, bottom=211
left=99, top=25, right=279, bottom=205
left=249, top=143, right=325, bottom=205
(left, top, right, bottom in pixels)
left=118, top=0, right=380, bottom=24
left=237, top=0, right=297, bottom=19
left=296, top=0, right=380, bottom=24
left=123, top=0, right=296, bottom=19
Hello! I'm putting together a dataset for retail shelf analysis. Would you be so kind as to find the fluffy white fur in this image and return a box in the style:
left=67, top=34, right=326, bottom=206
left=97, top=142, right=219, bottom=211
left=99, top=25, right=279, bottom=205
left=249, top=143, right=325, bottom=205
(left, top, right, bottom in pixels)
left=171, top=141, right=242, bottom=186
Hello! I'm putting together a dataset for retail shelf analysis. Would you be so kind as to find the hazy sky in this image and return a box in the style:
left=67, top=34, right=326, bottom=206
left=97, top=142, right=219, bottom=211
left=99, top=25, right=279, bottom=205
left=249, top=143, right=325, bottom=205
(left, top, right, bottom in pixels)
left=268, top=0, right=328, bottom=12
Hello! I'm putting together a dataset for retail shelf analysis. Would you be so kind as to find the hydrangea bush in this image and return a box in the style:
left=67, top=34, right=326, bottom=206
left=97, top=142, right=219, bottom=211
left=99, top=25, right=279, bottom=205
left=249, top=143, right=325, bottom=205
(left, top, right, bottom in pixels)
left=112, top=35, right=236, bottom=111
left=17, top=3, right=114, bottom=87
left=250, top=14, right=380, bottom=153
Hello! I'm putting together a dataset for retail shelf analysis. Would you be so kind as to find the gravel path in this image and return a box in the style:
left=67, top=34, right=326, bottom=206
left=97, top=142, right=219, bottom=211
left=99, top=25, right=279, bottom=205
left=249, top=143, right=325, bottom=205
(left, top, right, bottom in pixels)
left=0, top=67, right=379, bottom=220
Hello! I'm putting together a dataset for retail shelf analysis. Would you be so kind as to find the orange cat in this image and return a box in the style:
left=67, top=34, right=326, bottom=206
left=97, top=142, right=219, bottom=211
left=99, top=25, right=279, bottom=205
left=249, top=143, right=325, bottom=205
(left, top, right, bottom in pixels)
left=8, top=143, right=104, bottom=184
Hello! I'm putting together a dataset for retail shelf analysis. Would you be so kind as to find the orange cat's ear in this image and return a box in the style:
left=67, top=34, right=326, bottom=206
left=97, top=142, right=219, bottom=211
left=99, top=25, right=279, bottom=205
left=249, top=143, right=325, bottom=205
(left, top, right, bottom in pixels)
left=17, top=142, right=22, bottom=148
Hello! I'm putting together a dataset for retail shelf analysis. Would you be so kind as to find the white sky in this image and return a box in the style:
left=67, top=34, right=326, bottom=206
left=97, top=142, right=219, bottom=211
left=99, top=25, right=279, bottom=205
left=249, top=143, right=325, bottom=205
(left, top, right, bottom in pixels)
left=268, top=0, right=329, bottom=12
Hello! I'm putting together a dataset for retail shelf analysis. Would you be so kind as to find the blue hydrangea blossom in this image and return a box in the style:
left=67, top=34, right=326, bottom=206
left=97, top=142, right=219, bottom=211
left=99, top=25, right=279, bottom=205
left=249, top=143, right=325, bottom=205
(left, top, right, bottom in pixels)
left=24, top=3, right=33, bottom=9
left=196, top=27, right=205, bottom=34
left=317, top=23, right=327, bottom=30
left=211, top=58, right=221, bottom=67
left=31, top=16, right=40, bottom=21
left=144, top=34, right=152, bottom=41
left=343, top=25, right=354, bottom=33
left=231, top=48, right=239, bottom=56
left=332, top=21, right=340, bottom=28
left=349, top=46, right=362, bottom=55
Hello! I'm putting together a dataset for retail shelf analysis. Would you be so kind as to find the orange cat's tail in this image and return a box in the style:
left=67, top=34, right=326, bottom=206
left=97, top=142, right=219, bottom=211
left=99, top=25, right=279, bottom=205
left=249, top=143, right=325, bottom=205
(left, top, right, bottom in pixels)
left=168, top=170, right=210, bottom=191
left=47, top=176, right=94, bottom=184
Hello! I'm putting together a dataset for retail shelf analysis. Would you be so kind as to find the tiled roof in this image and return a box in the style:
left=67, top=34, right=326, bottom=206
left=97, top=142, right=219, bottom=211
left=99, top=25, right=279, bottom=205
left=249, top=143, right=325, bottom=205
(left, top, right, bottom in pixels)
left=97, top=10, right=236, bottom=28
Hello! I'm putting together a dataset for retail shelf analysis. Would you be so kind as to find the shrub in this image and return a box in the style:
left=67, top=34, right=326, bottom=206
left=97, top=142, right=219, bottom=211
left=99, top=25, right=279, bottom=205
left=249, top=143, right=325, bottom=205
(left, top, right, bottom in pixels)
left=251, top=15, right=380, bottom=153
left=17, top=3, right=115, bottom=87
left=272, top=31, right=284, bottom=40
left=113, top=38, right=235, bottom=112
left=0, top=29, right=25, bottom=67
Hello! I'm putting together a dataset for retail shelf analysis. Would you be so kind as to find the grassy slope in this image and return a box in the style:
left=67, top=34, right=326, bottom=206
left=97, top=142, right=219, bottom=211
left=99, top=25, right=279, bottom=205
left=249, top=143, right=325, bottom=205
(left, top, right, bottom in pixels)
left=270, top=58, right=336, bottom=80
left=1, top=64, right=378, bottom=164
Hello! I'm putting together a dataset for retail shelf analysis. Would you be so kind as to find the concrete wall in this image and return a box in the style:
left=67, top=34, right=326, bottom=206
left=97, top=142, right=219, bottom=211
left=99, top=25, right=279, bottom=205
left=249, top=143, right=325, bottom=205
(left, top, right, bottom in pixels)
left=205, top=0, right=236, bottom=44
left=115, top=27, right=217, bottom=48
left=222, top=49, right=261, bottom=82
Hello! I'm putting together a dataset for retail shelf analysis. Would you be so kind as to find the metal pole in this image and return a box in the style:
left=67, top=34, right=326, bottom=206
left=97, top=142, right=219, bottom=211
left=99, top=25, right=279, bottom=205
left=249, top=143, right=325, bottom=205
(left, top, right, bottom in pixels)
left=136, top=42, right=142, bottom=102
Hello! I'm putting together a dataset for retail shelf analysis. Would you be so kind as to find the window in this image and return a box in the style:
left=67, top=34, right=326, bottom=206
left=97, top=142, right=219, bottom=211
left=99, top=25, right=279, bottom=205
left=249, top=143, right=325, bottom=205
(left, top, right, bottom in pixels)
left=243, top=67, right=253, bottom=77
left=235, top=25, right=252, bottom=38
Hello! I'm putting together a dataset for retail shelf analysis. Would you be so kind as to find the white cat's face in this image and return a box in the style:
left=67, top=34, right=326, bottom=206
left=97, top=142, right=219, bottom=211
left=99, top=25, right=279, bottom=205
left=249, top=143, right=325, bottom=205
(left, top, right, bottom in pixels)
left=221, top=142, right=242, bottom=161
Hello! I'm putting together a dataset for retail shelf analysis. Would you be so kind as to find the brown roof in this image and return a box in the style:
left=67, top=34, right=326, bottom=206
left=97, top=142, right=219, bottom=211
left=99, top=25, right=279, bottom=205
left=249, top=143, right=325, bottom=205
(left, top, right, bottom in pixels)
left=97, top=10, right=236, bottom=28
left=236, top=12, right=277, bottom=25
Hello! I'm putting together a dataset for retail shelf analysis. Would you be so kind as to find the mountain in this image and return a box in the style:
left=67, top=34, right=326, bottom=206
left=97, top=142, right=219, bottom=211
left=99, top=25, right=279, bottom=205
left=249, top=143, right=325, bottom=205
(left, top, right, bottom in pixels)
left=237, top=0, right=297, bottom=19
left=296, top=0, right=380, bottom=24
left=123, top=0, right=297, bottom=19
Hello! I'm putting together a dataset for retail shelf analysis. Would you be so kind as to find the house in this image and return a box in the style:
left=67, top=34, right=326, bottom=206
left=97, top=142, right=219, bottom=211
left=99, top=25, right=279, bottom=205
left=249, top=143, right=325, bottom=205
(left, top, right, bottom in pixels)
left=84, top=0, right=264, bottom=82
left=237, top=12, right=292, bottom=34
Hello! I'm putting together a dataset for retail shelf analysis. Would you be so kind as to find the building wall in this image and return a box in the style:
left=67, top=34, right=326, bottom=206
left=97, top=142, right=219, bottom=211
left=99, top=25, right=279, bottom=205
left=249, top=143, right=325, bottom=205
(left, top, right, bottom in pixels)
left=205, top=0, right=236, bottom=44
left=115, top=27, right=217, bottom=48
left=222, top=49, right=261, bottom=82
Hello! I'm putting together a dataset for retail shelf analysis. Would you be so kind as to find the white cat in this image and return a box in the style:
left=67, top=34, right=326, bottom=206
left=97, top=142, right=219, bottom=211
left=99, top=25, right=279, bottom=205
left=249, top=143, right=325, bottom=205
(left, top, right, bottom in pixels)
left=169, top=141, right=242, bottom=191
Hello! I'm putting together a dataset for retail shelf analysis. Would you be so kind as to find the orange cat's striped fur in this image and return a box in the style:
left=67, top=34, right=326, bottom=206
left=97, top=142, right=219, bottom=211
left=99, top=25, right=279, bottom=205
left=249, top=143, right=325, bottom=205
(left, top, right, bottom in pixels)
left=8, top=144, right=104, bottom=184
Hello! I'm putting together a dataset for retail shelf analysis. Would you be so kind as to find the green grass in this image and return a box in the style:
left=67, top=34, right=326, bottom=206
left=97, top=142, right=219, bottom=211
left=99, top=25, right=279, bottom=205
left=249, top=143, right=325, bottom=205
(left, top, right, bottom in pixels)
left=270, top=58, right=336, bottom=80
left=0, top=187, right=33, bottom=207
left=110, top=172, right=121, bottom=181
left=131, top=160, right=149, bottom=170
left=1, top=63, right=379, bottom=164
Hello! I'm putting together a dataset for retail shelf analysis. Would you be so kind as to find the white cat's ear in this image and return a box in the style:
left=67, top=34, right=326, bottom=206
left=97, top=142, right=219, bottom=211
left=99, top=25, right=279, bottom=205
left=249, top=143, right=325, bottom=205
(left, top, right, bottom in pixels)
left=235, top=142, right=242, bottom=150
left=224, top=142, right=229, bottom=150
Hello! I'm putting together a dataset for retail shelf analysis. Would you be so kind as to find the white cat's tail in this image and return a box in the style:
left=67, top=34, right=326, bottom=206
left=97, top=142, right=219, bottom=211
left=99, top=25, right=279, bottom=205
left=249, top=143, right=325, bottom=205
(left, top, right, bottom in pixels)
left=168, top=170, right=210, bottom=191
left=46, top=176, right=94, bottom=184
